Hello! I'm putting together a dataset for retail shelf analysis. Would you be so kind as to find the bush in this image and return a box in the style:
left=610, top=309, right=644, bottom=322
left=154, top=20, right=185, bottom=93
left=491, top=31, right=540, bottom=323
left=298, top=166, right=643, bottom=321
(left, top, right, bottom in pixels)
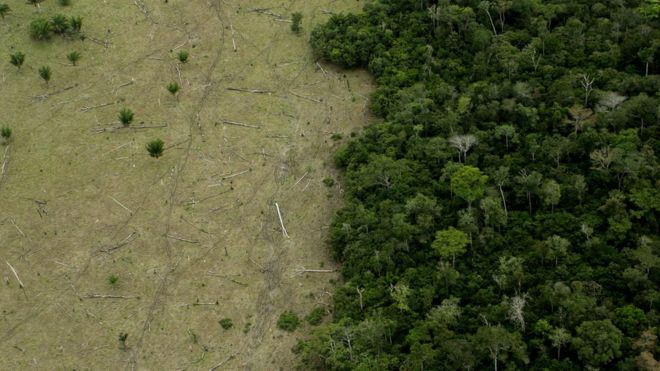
left=218, top=318, right=233, bottom=330
left=177, top=51, right=189, bottom=63
left=1, top=126, right=11, bottom=142
left=38, top=66, right=51, bottom=86
left=51, top=14, right=70, bottom=35
left=305, top=307, right=326, bottom=326
left=58, top=0, right=71, bottom=5
left=322, top=177, right=335, bottom=187
left=277, top=311, right=300, bottom=332
left=146, top=139, right=165, bottom=158
left=291, top=12, right=303, bottom=34
left=30, top=18, right=52, bottom=40
left=166, top=82, right=180, bottom=96
left=9, top=52, right=24, bottom=69
left=69, top=16, right=82, bottom=33
left=0, top=4, right=10, bottom=19
left=67, top=51, right=81, bottom=66
left=118, top=108, right=134, bottom=126
left=107, top=274, right=118, bottom=286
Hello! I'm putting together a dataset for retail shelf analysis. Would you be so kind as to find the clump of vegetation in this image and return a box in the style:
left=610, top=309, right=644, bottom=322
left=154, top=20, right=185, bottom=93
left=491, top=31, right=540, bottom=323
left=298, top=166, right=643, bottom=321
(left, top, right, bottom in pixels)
left=0, top=4, right=11, bottom=19
left=69, top=16, right=82, bottom=34
left=67, top=51, right=81, bottom=66
left=107, top=274, right=119, bottom=286
left=58, top=0, right=71, bottom=6
left=277, top=311, right=300, bottom=332
left=242, top=321, right=252, bottom=334
left=9, top=52, right=25, bottom=70
left=322, top=177, right=335, bottom=187
left=30, top=18, right=52, bottom=40
left=1, top=126, right=12, bottom=143
left=304, top=307, right=326, bottom=326
left=166, top=82, right=180, bottom=97
left=118, top=108, right=134, bottom=127
left=302, top=1, right=660, bottom=370
left=218, top=318, right=233, bottom=330
left=118, top=332, right=128, bottom=350
left=146, top=139, right=164, bottom=158
left=330, top=133, right=343, bottom=141
left=291, top=12, right=303, bottom=34
left=38, top=66, right=51, bottom=87
left=177, top=50, right=189, bottom=63
left=51, top=14, right=70, bottom=35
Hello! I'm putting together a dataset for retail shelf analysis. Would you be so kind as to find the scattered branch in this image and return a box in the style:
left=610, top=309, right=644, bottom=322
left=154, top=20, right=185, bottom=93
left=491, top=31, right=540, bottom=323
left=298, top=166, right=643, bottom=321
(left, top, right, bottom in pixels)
left=295, top=266, right=335, bottom=275
left=82, top=294, right=140, bottom=299
left=100, top=231, right=138, bottom=253
left=290, top=91, right=322, bottom=103
left=209, top=353, right=239, bottom=371
left=226, top=87, right=272, bottom=94
left=109, top=196, right=133, bottom=215
left=215, top=119, right=260, bottom=129
left=275, top=202, right=289, bottom=238
left=166, top=234, right=199, bottom=244
left=80, top=101, right=116, bottom=112
left=6, top=261, right=25, bottom=288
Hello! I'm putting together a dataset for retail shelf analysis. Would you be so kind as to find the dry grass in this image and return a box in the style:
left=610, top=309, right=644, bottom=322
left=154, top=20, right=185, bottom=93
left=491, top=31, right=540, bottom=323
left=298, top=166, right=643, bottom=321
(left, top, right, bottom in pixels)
left=0, top=0, right=371, bottom=369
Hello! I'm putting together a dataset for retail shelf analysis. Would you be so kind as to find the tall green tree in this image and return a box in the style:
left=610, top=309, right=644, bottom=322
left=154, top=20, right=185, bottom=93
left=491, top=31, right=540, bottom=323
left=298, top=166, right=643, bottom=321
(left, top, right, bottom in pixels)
left=451, top=165, right=488, bottom=209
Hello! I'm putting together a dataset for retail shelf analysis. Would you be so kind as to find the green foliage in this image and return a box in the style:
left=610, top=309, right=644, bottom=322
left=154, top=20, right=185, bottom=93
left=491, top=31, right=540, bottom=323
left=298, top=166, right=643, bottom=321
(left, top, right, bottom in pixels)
left=146, top=139, right=164, bottom=158
left=218, top=318, right=233, bottom=330
left=51, top=14, right=70, bottom=35
left=572, top=320, right=623, bottom=368
left=291, top=12, right=303, bottom=34
left=118, top=108, right=134, bottom=126
left=305, top=307, right=326, bottom=326
left=0, top=4, right=10, bottom=19
left=38, top=66, right=51, bottom=86
left=306, top=1, right=660, bottom=369
left=432, top=227, right=469, bottom=266
left=166, top=82, right=180, bottom=96
left=1, top=126, right=11, bottom=142
left=322, top=177, right=335, bottom=187
left=118, top=332, right=128, bottom=350
left=58, top=0, right=71, bottom=5
left=30, top=18, right=52, bottom=40
left=9, top=52, right=24, bottom=70
left=67, top=51, right=81, bottom=66
left=277, top=311, right=300, bottom=332
left=107, top=274, right=118, bottom=286
left=69, top=16, right=82, bottom=33
left=177, top=51, right=189, bottom=63
left=450, top=165, right=488, bottom=208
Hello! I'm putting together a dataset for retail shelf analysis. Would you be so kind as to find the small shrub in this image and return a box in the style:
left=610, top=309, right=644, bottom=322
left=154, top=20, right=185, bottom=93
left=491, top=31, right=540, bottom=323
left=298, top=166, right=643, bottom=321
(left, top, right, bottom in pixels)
left=107, top=274, right=119, bottom=286
left=0, top=4, right=11, bottom=19
left=118, top=108, right=134, bottom=126
left=9, top=52, right=24, bottom=70
left=243, top=321, right=252, bottom=334
left=38, top=66, right=51, bottom=86
left=30, top=18, right=52, bottom=40
left=166, top=82, right=180, bottom=96
left=1, top=126, right=11, bottom=143
left=58, top=0, right=71, bottom=5
left=146, top=139, right=165, bottom=158
left=305, top=307, right=326, bottom=326
left=51, top=14, right=70, bottom=35
left=69, top=16, right=82, bottom=33
left=177, top=51, right=189, bottom=63
left=118, top=332, right=128, bottom=350
left=322, top=177, right=335, bottom=187
left=277, top=311, right=300, bottom=332
left=291, top=12, right=303, bottom=34
left=331, top=133, right=343, bottom=141
left=218, top=318, right=233, bottom=330
left=67, top=51, right=81, bottom=66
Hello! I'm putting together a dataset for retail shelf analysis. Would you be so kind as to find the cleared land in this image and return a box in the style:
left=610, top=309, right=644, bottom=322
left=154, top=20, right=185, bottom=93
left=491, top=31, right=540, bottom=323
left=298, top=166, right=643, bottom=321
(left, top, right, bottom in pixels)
left=0, top=0, right=371, bottom=369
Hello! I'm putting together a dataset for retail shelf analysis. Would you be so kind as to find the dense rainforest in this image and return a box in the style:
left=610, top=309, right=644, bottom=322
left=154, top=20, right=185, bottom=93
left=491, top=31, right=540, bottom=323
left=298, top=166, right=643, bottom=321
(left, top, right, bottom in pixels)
left=299, top=0, right=660, bottom=369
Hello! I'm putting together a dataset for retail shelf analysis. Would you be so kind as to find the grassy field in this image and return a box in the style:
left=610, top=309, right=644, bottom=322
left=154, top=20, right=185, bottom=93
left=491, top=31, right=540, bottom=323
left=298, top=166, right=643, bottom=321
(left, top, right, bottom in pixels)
left=0, top=0, right=371, bottom=369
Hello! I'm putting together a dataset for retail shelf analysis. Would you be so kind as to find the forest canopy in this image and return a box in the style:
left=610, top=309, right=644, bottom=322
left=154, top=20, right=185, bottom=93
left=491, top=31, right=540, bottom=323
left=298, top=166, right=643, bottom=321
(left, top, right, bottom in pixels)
left=300, top=0, right=660, bottom=369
